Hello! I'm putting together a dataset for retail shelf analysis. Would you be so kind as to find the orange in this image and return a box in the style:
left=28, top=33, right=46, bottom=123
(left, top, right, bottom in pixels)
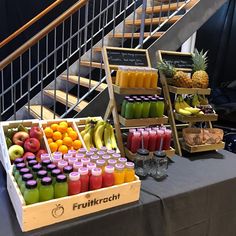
left=47, top=138, right=53, bottom=144
left=56, top=139, right=63, bottom=147
left=57, top=124, right=67, bottom=134
left=68, top=130, right=78, bottom=141
left=49, top=142, right=58, bottom=152
left=59, top=121, right=68, bottom=128
left=44, top=127, right=53, bottom=138
left=53, top=131, right=62, bottom=141
left=58, top=145, right=68, bottom=154
left=73, top=140, right=82, bottom=150
left=67, top=127, right=74, bottom=133
left=51, top=123, right=58, bottom=132
left=62, top=132, right=69, bottom=139
left=63, top=137, right=73, bottom=147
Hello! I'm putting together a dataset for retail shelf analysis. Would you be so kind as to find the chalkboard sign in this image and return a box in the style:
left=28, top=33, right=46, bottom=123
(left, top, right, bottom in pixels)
left=104, top=47, right=151, bottom=68
left=158, top=50, right=193, bottom=71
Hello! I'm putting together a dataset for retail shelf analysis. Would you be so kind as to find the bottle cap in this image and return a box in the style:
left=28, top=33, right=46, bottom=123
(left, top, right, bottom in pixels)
left=26, top=155, right=36, bottom=162
left=108, top=159, right=117, bottom=166
left=52, top=155, right=62, bottom=163
left=124, top=96, right=130, bottom=100
left=68, top=157, right=78, bottom=165
left=69, top=172, right=80, bottom=181
left=107, top=150, right=115, bottom=155
left=135, top=98, right=142, bottom=102
left=51, top=168, right=62, bottom=177
left=22, top=173, right=33, bottom=182
left=32, top=164, right=42, bottom=172
left=14, top=158, right=24, bottom=165
left=141, top=131, right=149, bottom=136
left=41, top=177, right=52, bottom=186
left=63, top=153, right=73, bottom=161
left=137, top=128, right=144, bottom=132
left=58, top=160, right=68, bottom=168
left=16, top=163, right=26, bottom=170
left=56, top=174, right=67, bottom=183
left=151, top=97, right=157, bottom=101
left=68, top=150, right=77, bottom=157
left=127, top=98, right=135, bottom=103
left=40, top=153, right=50, bottom=161
left=125, top=162, right=134, bottom=169
left=133, top=131, right=141, bottom=137
left=78, top=148, right=87, bottom=153
left=28, top=160, right=38, bottom=168
left=128, top=128, right=136, bottom=133
left=105, top=165, right=115, bottom=173
left=26, top=180, right=37, bottom=189
left=85, top=151, right=94, bottom=157
left=92, top=168, right=102, bottom=176
left=91, top=155, right=99, bottom=162
left=143, top=98, right=149, bottom=102
left=158, top=97, right=164, bottom=101
left=149, top=130, right=157, bottom=135
left=102, top=155, right=111, bottom=161
left=20, top=168, right=30, bottom=176
left=89, top=148, right=98, bottom=153
left=96, top=159, right=105, bottom=166
left=153, top=151, right=166, bottom=158
left=75, top=153, right=85, bottom=160
left=42, top=159, right=51, bottom=167
left=73, top=161, right=83, bottom=170
left=97, top=151, right=106, bottom=156
left=79, top=167, right=88, bottom=175
left=118, top=157, right=127, bottom=164
left=115, top=163, right=125, bottom=170
left=81, top=157, right=90, bottom=166
left=53, top=152, right=62, bottom=158
left=46, top=164, right=57, bottom=172
left=63, top=165, right=73, bottom=174
left=87, top=162, right=96, bottom=171
left=112, top=153, right=121, bottom=159
left=37, top=170, right=47, bottom=179
left=137, top=149, right=149, bottom=156
left=100, top=146, right=107, bottom=152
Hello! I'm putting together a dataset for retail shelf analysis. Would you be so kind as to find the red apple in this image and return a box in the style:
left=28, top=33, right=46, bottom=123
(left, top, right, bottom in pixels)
left=36, top=149, right=47, bottom=162
left=24, top=138, right=40, bottom=153
left=30, top=127, right=43, bottom=140
left=22, top=152, right=35, bottom=161
left=12, top=131, right=29, bottom=146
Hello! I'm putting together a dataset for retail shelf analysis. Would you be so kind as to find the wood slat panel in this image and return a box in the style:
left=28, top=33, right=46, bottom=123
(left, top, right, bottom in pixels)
left=25, top=105, right=59, bottom=120
left=110, top=32, right=164, bottom=38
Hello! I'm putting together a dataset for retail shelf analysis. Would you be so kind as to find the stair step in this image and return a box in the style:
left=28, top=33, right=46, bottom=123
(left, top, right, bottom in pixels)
left=136, top=2, right=185, bottom=14
left=80, top=61, right=105, bottom=69
left=44, top=90, right=88, bottom=112
left=25, top=105, right=59, bottom=120
left=110, top=32, right=164, bottom=38
left=125, top=15, right=182, bottom=26
left=60, top=75, right=107, bottom=92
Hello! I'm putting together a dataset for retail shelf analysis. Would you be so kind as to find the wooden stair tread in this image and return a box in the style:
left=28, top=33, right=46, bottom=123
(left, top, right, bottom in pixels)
left=110, top=32, right=164, bottom=38
left=25, top=105, right=59, bottom=120
left=44, top=90, right=88, bottom=112
left=125, top=15, right=182, bottom=26
left=80, top=61, right=105, bottom=69
left=60, top=75, right=107, bottom=92
left=136, top=2, right=185, bottom=14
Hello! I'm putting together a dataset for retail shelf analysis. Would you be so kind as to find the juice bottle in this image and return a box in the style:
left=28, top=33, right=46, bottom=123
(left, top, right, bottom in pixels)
left=107, top=159, right=117, bottom=167
left=107, top=150, right=115, bottom=155
left=68, top=172, right=81, bottom=195
left=17, top=168, right=30, bottom=186
left=144, top=69, right=152, bottom=89
left=13, top=158, right=24, bottom=176
left=118, top=157, right=127, bottom=165
left=14, top=163, right=26, bottom=181
left=51, top=169, right=62, bottom=186
left=135, top=69, right=142, bottom=88
left=54, top=175, right=68, bottom=198
left=28, top=160, right=38, bottom=172
left=119, top=67, right=129, bottom=88
left=115, top=68, right=121, bottom=86
left=148, top=131, right=157, bottom=152
left=134, top=98, right=142, bottom=119
left=53, top=151, right=63, bottom=159
left=112, top=153, right=121, bottom=160
left=81, top=157, right=90, bottom=167
left=32, top=164, right=43, bottom=179
left=24, top=180, right=39, bottom=205
left=163, top=129, right=172, bottom=150
left=20, top=173, right=33, bottom=194
left=40, top=153, right=51, bottom=161
left=85, top=151, right=95, bottom=158
left=102, top=166, right=114, bottom=187
left=73, top=161, right=83, bottom=172
left=127, top=129, right=136, bottom=150
left=102, top=155, right=111, bottom=164
left=121, top=96, right=130, bottom=117
left=96, top=159, right=106, bottom=173
left=78, top=148, right=87, bottom=154
left=68, top=150, right=77, bottom=157
left=90, top=168, right=102, bottom=190
left=58, top=160, right=68, bottom=172
left=90, top=155, right=99, bottom=163
left=156, top=97, right=165, bottom=117
left=75, top=153, right=85, bottom=161
left=68, top=157, right=78, bottom=166
left=39, top=177, right=54, bottom=202
left=142, top=98, right=151, bottom=118
left=41, top=159, right=51, bottom=170
left=130, top=131, right=141, bottom=153
left=36, top=170, right=47, bottom=189
left=46, top=164, right=57, bottom=176
left=124, top=162, right=135, bottom=182
left=63, top=166, right=73, bottom=180
left=97, top=150, right=106, bottom=157
left=141, top=131, right=149, bottom=150
left=150, top=69, right=158, bottom=88
left=149, top=98, right=158, bottom=118
left=63, top=153, right=73, bottom=162
left=79, top=167, right=89, bottom=192
left=114, top=164, right=125, bottom=185
left=128, top=68, right=136, bottom=88
left=124, top=98, right=135, bottom=119
left=87, top=162, right=96, bottom=176
left=156, top=130, right=165, bottom=151
left=52, top=155, right=62, bottom=166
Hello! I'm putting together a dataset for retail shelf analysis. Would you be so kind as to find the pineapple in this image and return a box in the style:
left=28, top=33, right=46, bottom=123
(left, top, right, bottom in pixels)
left=173, top=71, right=193, bottom=88
left=192, top=49, right=209, bottom=88
left=157, top=61, right=176, bottom=85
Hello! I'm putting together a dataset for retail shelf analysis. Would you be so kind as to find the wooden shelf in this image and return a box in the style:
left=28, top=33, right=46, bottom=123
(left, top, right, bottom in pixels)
left=113, top=85, right=161, bottom=95
left=168, top=86, right=211, bottom=95
left=174, top=112, right=218, bottom=122
left=125, top=147, right=175, bottom=159
left=181, top=141, right=225, bottom=153
left=119, top=115, right=168, bottom=127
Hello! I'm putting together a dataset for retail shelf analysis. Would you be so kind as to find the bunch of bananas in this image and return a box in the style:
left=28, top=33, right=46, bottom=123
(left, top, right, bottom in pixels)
left=80, top=118, right=118, bottom=151
left=185, top=94, right=209, bottom=107
left=174, top=95, right=203, bottom=116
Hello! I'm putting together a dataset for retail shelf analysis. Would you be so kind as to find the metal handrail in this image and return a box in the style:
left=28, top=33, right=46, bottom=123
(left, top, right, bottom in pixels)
left=0, top=0, right=63, bottom=49
left=0, top=0, right=88, bottom=70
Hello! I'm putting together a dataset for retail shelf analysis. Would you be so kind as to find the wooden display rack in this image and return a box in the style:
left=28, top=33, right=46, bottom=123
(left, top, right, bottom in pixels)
left=158, top=50, right=225, bottom=156
left=102, top=46, right=171, bottom=157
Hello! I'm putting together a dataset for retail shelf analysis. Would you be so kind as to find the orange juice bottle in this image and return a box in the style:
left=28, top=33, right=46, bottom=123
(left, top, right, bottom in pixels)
left=144, top=68, right=152, bottom=89
left=136, top=68, right=144, bottom=88
left=150, top=69, right=158, bottom=88
left=128, top=68, right=136, bottom=88
left=119, top=67, right=129, bottom=88
left=115, top=68, right=121, bottom=86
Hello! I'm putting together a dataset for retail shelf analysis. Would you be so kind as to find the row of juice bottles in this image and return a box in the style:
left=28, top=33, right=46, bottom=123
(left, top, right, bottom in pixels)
left=127, top=126, right=172, bottom=153
left=115, top=66, right=158, bottom=89
left=121, top=95, right=165, bottom=119
left=13, top=147, right=135, bottom=205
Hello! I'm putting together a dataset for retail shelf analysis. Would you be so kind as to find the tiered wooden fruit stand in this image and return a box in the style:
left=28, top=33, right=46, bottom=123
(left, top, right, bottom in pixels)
left=158, top=50, right=225, bottom=156
left=102, top=46, right=175, bottom=158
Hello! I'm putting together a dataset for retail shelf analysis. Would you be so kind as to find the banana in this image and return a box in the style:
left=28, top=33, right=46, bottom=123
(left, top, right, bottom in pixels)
left=83, top=131, right=92, bottom=150
left=104, top=125, right=112, bottom=150
left=184, top=107, right=200, bottom=114
left=174, top=96, right=181, bottom=112
left=178, top=108, right=192, bottom=116
left=109, top=124, right=118, bottom=150
left=192, top=94, right=200, bottom=107
left=94, top=124, right=106, bottom=149
left=94, top=120, right=106, bottom=133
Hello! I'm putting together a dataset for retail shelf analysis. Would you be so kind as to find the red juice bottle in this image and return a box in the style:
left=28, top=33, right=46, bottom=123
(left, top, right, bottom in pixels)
left=163, top=129, right=172, bottom=150
left=90, top=168, right=102, bottom=190
left=73, top=161, right=83, bottom=172
left=102, top=166, right=114, bottom=187
left=81, top=157, right=90, bottom=167
left=58, top=160, right=68, bottom=173
left=155, top=130, right=165, bottom=151
left=130, top=131, right=141, bottom=153
left=127, top=129, right=136, bottom=150
left=141, top=131, right=149, bottom=150
left=148, top=130, right=157, bottom=152
left=87, top=162, right=96, bottom=176
left=68, top=157, right=78, bottom=166
left=68, top=172, right=81, bottom=195
left=79, top=167, right=89, bottom=192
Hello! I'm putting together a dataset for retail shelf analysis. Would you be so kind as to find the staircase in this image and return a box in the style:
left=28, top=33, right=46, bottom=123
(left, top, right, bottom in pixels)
left=0, top=0, right=228, bottom=121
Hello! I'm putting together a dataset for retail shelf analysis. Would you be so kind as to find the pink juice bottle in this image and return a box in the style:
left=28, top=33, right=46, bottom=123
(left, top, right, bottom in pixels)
left=163, top=129, right=172, bottom=150
left=58, top=160, right=68, bottom=172
left=81, top=157, right=90, bottom=167
left=141, top=131, right=149, bottom=150
left=63, top=153, right=73, bottom=162
left=148, top=131, right=157, bottom=152
left=90, top=168, right=102, bottom=191
left=79, top=167, right=89, bottom=192
left=130, top=131, right=141, bottom=153
left=68, top=157, right=78, bottom=166
left=75, top=153, right=85, bottom=161
left=127, top=129, right=136, bottom=150
left=156, top=130, right=165, bottom=151
left=87, top=162, right=96, bottom=176
left=68, top=172, right=81, bottom=195
left=68, top=150, right=77, bottom=157
left=73, top=162, right=83, bottom=172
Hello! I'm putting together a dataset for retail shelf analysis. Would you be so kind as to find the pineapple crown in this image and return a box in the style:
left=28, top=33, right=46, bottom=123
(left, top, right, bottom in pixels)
left=157, top=60, right=176, bottom=78
left=192, top=49, right=208, bottom=72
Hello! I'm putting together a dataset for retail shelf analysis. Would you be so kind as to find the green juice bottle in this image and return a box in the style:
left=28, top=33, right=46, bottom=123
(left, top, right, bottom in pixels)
left=20, top=173, right=34, bottom=194
left=13, top=158, right=24, bottom=176
left=54, top=175, right=68, bottom=199
left=51, top=169, right=62, bottom=186
left=39, top=177, right=54, bottom=202
left=36, top=170, right=48, bottom=189
left=17, top=168, right=30, bottom=186
left=14, top=163, right=26, bottom=181
left=24, top=180, right=39, bottom=205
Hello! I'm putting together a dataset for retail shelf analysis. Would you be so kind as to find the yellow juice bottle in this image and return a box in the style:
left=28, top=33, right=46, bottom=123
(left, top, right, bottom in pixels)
left=115, top=68, right=121, bottom=86
left=136, top=68, right=144, bottom=88
left=150, top=69, right=158, bottom=88
left=128, top=68, right=136, bottom=88
left=144, top=68, right=152, bottom=89
left=119, top=67, right=129, bottom=88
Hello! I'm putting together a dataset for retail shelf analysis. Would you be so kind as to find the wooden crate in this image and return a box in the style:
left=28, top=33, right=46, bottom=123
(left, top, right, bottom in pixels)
left=7, top=170, right=141, bottom=231
left=119, top=115, right=168, bottom=127
left=0, top=119, right=50, bottom=171
left=174, top=112, right=218, bottom=122
left=168, top=85, right=211, bottom=95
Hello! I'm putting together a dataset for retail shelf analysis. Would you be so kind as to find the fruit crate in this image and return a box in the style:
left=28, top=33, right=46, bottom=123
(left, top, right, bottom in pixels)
left=0, top=119, right=50, bottom=171
left=174, top=112, right=218, bottom=122
left=168, top=86, right=211, bottom=95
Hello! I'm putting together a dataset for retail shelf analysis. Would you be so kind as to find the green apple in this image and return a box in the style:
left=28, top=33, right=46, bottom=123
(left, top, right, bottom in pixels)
left=8, top=145, right=24, bottom=161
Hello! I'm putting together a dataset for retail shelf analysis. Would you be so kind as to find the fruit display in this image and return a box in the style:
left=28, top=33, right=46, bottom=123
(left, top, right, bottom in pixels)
left=43, top=121, right=82, bottom=154
left=173, top=71, right=193, bottom=88
left=5, top=124, right=47, bottom=163
left=80, top=118, right=118, bottom=151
